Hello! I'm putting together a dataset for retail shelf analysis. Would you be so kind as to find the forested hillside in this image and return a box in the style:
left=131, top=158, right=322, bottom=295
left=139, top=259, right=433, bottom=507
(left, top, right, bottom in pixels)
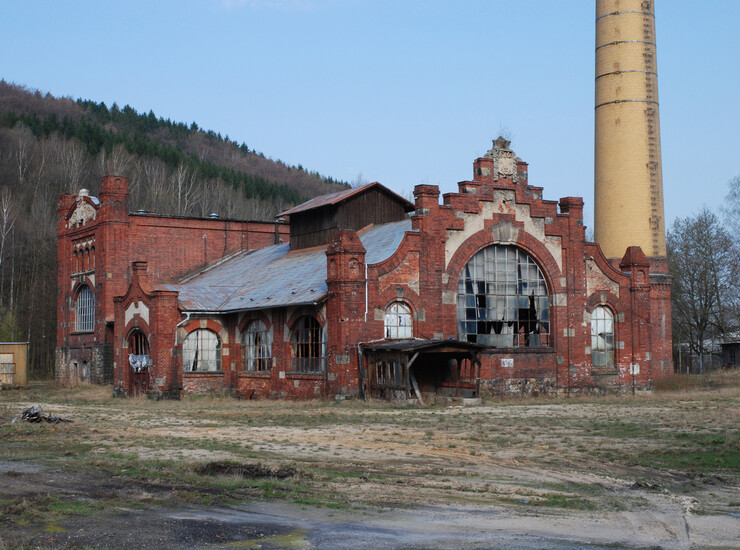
left=0, top=81, right=349, bottom=377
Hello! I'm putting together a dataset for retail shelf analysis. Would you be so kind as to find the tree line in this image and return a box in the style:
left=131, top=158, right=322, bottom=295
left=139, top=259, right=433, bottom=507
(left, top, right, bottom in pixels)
left=667, top=177, right=740, bottom=370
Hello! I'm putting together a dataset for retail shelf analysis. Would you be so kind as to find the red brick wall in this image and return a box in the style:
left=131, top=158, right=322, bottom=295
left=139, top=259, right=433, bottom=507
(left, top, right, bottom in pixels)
left=57, top=175, right=289, bottom=388
left=66, top=152, right=672, bottom=398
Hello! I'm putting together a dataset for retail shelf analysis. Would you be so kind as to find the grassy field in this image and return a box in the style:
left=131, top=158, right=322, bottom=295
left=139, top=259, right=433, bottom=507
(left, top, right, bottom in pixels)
left=1, top=372, right=739, bottom=538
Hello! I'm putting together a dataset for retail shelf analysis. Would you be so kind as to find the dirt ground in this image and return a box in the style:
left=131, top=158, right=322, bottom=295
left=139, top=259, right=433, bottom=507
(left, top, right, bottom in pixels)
left=1, top=378, right=739, bottom=549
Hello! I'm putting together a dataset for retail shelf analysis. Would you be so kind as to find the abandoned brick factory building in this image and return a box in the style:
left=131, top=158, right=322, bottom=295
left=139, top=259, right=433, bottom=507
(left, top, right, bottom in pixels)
left=55, top=138, right=673, bottom=400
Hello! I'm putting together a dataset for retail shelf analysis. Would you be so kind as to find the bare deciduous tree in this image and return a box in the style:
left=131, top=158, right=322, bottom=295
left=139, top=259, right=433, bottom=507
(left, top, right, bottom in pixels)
left=0, top=187, right=18, bottom=310
left=668, top=208, right=737, bottom=357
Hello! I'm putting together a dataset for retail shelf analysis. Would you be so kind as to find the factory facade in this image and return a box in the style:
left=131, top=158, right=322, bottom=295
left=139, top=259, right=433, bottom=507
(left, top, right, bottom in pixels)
left=55, top=139, right=672, bottom=400
left=57, top=1, right=673, bottom=400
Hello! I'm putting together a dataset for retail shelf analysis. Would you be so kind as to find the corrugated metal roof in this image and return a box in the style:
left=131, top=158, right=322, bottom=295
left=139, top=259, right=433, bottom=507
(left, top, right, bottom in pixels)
left=278, top=182, right=414, bottom=217
left=171, top=219, right=414, bottom=313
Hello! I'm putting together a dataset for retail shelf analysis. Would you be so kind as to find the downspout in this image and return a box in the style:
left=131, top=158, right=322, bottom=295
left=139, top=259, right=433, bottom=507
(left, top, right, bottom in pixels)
left=357, top=343, right=366, bottom=400
left=175, top=311, right=192, bottom=348
left=364, top=263, right=368, bottom=322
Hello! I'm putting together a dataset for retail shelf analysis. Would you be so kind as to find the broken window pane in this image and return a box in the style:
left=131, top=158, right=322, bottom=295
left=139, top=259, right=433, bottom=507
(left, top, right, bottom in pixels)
left=385, top=302, right=412, bottom=339
left=591, top=306, right=615, bottom=368
left=456, top=245, right=550, bottom=348
left=244, top=320, right=271, bottom=372
left=291, top=316, right=325, bottom=373
left=183, top=329, right=222, bottom=372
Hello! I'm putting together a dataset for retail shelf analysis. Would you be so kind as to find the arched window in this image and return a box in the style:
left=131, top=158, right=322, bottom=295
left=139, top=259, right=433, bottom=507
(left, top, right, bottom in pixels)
left=385, top=302, right=412, bottom=339
left=457, top=245, right=549, bottom=347
left=591, top=306, right=614, bottom=369
left=75, top=285, right=95, bottom=332
left=291, top=316, right=325, bottom=373
left=183, top=329, right=222, bottom=372
left=243, top=320, right=271, bottom=372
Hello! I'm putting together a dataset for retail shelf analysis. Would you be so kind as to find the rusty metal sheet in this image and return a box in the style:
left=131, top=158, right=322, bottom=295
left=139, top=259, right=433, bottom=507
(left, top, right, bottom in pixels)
left=362, top=339, right=486, bottom=353
left=171, top=220, right=414, bottom=313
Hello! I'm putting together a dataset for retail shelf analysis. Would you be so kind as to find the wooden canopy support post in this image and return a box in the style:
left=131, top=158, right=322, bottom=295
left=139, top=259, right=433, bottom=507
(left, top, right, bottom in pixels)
left=406, top=351, right=423, bottom=405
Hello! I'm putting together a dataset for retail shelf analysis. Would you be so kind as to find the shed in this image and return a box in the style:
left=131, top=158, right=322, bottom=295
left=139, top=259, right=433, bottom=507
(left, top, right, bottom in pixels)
left=361, top=339, right=485, bottom=402
left=0, top=342, right=29, bottom=387
left=279, top=182, right=415, bottom=250
left=721, top=341, right=739, bottom=369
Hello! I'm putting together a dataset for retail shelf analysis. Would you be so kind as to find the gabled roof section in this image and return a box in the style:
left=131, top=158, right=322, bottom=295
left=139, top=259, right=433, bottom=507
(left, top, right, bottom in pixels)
left=171, top=219, right=414, bottom=313
left=278, top=182, right=414, bottom=217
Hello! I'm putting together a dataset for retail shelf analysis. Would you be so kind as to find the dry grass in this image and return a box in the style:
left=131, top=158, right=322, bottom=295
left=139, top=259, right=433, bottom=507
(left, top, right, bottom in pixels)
left=1, top=373, right=739, bottom=515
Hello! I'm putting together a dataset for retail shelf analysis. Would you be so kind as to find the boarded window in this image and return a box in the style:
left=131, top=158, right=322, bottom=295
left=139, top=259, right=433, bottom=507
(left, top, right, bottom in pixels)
left=457, top=245, right=549, bottom=348
left=244, top=320, right=271, bottom=372
left=591, top=306, right=614, bottom=369
left=75, top=285, right=95, bottom=332
left=183, top=329, right=222, bottom=372
left=385, top=302, right=412, bottom=339
left=291, top=316, right=325, bottom=373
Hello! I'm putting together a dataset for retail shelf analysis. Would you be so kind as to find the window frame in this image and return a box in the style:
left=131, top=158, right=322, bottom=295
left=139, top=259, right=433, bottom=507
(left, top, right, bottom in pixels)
left=384, top=302, right=413, bottom=340
left=456, top=245, right=550, bottom=348
left=129, top=329, right=150, bottom=356
left=243, top=319, right=272, bottom=372
left=290, top=316, right=325, bottom=374
left=591, top=305, right=615, bottom=369
left=75, top=284, right=95, bottom=332
left=182, top=328, right=222, bottom=373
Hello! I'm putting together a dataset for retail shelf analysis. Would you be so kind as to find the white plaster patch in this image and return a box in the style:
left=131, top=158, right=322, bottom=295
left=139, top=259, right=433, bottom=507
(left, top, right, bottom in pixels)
left=125, top=301, right=149, bottom=326
left=544, top=236, right=563, bottom=271
left=585, top=258, right=620, bottom=299
left=444, top=192, right=562, bottom=271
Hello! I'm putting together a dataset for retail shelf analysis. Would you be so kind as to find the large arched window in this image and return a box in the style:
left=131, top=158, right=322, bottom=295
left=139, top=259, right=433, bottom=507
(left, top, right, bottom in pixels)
left=75, top=285, right=95, bottom=332
left=291, top=316, right=325, bottom=373
left=183, top=329, right=222, bottom=372
left=243, top=320, right=271, bottom=372
left=457, top=245, right=549, bottom=347
left=385, top=302, right=412, bottom=339
left=591, top=306, right=614, bottom=369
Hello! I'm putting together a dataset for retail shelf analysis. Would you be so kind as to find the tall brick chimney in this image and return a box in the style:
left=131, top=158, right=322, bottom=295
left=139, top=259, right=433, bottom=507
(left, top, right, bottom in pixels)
left=594, top=0, right=666, bottom=259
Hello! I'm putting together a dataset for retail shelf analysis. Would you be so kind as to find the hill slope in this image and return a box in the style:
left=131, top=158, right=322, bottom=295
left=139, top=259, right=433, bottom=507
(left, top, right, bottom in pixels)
left=0, top=80, right=348, bottom=376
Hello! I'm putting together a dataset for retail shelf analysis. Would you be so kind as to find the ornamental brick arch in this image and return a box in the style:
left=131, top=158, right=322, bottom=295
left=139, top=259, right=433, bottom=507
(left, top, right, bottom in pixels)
left=181, top=318, right=227, bottom=343
left=443, top=226, right=564, bottom=297
left=123, top=318, right=151, bottom=345
left=238, top=311, right=273, bottom=334
left=71, top=277, right=95, bottom=301
left=377, top=286, right=421, bottom=317
left=286, top=308, right=326, bottom=331
left=585, top=290, right=623, bottom=314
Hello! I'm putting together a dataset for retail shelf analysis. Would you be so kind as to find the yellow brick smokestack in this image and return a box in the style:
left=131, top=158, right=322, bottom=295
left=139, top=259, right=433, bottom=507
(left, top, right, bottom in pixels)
left=594, top=0, right=666, bottom=259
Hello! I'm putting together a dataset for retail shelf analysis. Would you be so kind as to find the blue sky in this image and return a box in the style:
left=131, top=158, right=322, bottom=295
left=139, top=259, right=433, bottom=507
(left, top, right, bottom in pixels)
left=1, top=0, right=738, bottom=229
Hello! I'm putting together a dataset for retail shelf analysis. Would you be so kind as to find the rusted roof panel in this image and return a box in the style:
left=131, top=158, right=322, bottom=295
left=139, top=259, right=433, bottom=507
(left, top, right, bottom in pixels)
left=278, top=182, right=415, bottom=217
left=362, top=339, right=487, bottom=353
left=172, top=220, right=414, bottom=313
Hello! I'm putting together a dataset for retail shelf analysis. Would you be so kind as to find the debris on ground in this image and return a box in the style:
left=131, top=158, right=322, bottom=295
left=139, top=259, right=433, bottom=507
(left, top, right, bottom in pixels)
left=12, top=406, right=72, bottom=424
left=630, top=480, right=661, bottom=491
left=196, top=461, right=299, bottom=479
